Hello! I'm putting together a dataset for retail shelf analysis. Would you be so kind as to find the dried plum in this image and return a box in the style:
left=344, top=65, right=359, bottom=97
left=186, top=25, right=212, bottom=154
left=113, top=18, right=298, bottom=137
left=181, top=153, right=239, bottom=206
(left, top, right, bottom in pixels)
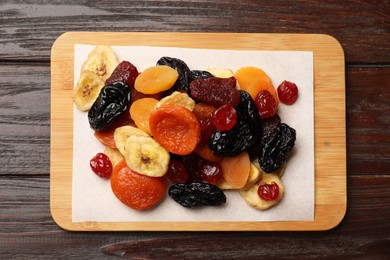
left=168, top=182, right=226, bottom=208
left=259, top=123, right=296, bottom=173
left=88, top=82, right=131, bottom=131
left=209, top=90, right=262, bottom=157
left=157, top=57, right=191, bottom=96
left=190, top=70, right=214, bottom=81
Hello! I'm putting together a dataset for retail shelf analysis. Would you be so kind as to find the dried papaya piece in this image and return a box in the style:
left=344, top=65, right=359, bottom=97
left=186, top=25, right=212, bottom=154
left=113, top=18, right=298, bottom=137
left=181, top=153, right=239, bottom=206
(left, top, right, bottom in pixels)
left=149, top=104, right=201, bottom=155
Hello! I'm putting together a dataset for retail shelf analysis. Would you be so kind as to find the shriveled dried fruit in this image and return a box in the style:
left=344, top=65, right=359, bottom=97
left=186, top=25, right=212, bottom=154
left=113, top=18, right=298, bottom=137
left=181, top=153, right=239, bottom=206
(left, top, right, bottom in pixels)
left=168, top=182, right=226, bottom=208
left=166, top=159, right=189, bottom=184
left=105, top=60, right=138, bottom=88
left=157, top=57, right=191, bottom=96
left=198, top=160, right=223, bottom=185
left=189, top=77, right=240, bottom=107
left=90, top=152, right=113, bottom=179
left=190, top=70, right=214, bottom=81
left=258, top=181, right=279, bottom=201
left=277, top=80, right=299, bottom=105
left=88, top=82, right=131, bottom=131
left=255, top=90, right=277, bottom=119
left=259, top=123, right=296, bottom=173
left=211, top=104, right=237, bottom=131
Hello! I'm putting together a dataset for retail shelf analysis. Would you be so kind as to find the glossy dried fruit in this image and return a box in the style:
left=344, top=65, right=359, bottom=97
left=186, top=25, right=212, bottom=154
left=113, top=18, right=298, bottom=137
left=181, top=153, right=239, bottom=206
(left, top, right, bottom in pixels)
left=190, top=70, right=214, bottom=81
left=198, top=161, right=223, bottom=185
left=258, top=181, right=280, bottom=201
left=105, top=60, right=139, bottom=88
left=149, top=104, right=201, bottom=155
left=255, top=90, right=277, bottom=119
left=168, top=182, right=226, bottom=208
left=88, top=82, right=131, bottom=131
left=211, top=104, right=237, bottom=131
left=111, top=160, right=167, bottom=210
left=166, top=159, right=189, bottom=184
left=90, top=152, right=113, bottom=178
left=134, top=65, right=179, bottom=94
left=260, top=123, right=296, bottom=173
left=193, top=103, right=217, bottom=144
left=157, top=57, right=191, bottom=95
left=189, top=77, right=240, bottom=107
left=277, top=80, right=299, bottom=105
left=129, top=97, right=159, bottom=135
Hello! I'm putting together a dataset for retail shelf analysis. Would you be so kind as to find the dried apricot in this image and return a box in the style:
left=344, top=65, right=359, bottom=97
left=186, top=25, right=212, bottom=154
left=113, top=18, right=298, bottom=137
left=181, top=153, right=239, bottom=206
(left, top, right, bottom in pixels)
left=134, top=65, right=179, bottom=94
left=220, top=151, right=250, bottom=189
left=94, top=114, right=135, bottom=148
left=111, top=160, right=167, bottom=210
left=149, top=104, right=201, bottom=155
left=129, top=97, right=159, bottom=135
left=235, top=66, right=279, bottom=105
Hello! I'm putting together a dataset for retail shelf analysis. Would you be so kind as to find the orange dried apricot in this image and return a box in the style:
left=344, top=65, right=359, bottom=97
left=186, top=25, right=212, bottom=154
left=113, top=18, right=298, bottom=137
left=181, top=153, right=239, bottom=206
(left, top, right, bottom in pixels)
left=235, top=66, right=279, bottom=105
left=134, top=65, right=178, bottom=94
left=129, top=97, right=159, bottom=135
left=220, top=151, right=250, bottom=189
left=111, top=160, right=167, bottom=210
left=149, top=104, right=201, bottom=155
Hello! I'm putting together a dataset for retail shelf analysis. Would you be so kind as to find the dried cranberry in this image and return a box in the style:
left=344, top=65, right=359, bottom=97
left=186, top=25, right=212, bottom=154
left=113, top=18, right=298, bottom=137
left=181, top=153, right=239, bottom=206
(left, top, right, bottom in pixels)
left=255, top=90, right=277, bottom=119
left=199, top=161, right=223, bottom=185
left=258, top=182, right=279, bottom=200
left=105, top=61, right=139, bottom=88
left=189, top=77, right=240, bottom=107
left=166, top=159, right=189, bottom=184
left=90, top=153, right=112, bottom=178
left=277, top=80, right=299, bottom=105
left=211, top=104, right=237, bottom=131
left=199, top=117, right=216, bottom=144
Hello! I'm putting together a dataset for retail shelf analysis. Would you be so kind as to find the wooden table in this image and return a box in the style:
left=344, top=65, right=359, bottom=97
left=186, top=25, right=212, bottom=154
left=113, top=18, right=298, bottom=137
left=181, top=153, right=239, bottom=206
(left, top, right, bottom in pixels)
left=1, top=1, right=389, bottom=258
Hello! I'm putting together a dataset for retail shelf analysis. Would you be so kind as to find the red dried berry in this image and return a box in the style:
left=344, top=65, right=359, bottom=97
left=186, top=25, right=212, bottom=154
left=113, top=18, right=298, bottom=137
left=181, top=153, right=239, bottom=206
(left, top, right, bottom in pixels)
left=258, top=181, right=279, bottom=201
left=166, top=159, right=189, bottom=184
left=277, top=80, right=299, bottom=105
left=211, top=104, right=237, bottom=131
left=255, top=90, right=277, bottom=119
left=90, top=152, right=112, bottom=178
left=199, top=161, right=223, bottom=185
left=189, top=77, right=240, bottom=107
left=105, top=61, right=139, bottom=88
left=199, top=117, right=216, bottom=144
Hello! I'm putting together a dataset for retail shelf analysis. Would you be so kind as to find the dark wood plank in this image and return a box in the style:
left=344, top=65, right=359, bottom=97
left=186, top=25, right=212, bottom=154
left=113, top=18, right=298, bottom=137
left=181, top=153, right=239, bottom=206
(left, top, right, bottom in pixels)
left=0, top=0, right=389, bottom=63
left=0, top=176, right=388, bottom=259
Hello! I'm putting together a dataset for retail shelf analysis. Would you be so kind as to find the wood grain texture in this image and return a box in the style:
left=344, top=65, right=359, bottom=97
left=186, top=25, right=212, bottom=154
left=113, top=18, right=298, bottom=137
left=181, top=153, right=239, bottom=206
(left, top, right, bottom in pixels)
left=0, top=0, right=389, bottom=63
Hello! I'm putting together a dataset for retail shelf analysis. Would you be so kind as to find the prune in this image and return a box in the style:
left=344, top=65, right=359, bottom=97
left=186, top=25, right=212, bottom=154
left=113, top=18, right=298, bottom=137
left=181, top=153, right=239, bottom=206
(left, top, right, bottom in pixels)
left=259, top=123, right=296, bottom=173
left=181, top=153, right=204, bottom=183
left=105, top=61, right=138, bottom=88
left=157, top=57, right=191, bottom=96
left=88, top=82, right=131, bottom=131
left=189, top=77, right=240, bottom=107
left=190, top=70, right=214, bottom=81
left=209, top=120, right=255, bottom=157
left=209, top=91, right=262, bottom=157
left=168, top=182, right=226, bottom=208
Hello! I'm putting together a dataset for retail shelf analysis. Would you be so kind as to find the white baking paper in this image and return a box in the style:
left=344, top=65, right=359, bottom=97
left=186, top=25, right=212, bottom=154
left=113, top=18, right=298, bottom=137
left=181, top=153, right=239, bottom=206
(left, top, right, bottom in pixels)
left=72, top=45, right=314, bottom=222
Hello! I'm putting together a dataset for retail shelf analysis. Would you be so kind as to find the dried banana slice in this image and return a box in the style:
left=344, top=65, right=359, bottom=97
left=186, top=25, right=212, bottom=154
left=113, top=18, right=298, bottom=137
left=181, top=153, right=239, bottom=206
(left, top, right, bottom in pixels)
left=240, top=173, right=284, bottom=210
left=81, top=45, right=119, bottom=82
left=124, top=135, right=170, bottom=177
left=154, top=91, right=195, bottom=111
left=73, top=70, right=105, bottom=111
left=114, top=126, right=149, bottom=155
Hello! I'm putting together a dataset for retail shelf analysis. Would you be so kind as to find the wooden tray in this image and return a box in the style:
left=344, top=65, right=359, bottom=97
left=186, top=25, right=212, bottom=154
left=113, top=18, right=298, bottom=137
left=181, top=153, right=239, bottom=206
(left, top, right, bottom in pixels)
left=50, top=32, right=346, bottom=231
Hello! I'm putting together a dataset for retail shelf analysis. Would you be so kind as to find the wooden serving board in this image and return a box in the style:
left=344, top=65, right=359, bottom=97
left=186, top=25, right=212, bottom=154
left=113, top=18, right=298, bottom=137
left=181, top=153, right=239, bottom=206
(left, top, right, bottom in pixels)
left=50, top=32, right=346, bottom=231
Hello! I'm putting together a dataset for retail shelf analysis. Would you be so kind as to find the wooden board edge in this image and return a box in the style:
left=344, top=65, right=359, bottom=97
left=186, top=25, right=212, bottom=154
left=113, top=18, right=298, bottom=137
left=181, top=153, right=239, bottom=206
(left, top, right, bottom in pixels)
left=49, top=32, right=346, bottom=231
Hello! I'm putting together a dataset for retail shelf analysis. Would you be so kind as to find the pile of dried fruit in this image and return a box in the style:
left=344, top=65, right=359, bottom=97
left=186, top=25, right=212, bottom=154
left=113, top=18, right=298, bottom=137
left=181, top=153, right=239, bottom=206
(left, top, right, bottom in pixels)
left=74, top=45, right=298, bottom=211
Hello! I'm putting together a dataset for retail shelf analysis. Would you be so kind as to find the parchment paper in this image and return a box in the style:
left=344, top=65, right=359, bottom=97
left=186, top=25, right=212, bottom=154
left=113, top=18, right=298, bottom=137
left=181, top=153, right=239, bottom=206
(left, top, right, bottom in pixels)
left=72, top=45, right=314, bottom=222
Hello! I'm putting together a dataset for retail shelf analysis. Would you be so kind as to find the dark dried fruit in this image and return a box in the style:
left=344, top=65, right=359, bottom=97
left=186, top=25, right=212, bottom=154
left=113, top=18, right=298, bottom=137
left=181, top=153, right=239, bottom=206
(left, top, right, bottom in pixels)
left=181, top=153, right=204, bottom=183
left=190, top=70, right=214, bottom=81
left=88, top=82, right=131, bottom=131
left=105, top=61, right=138, bottom=88
left=189, top=77, right=240, bottom=107
left=277, top=80, right=299, bottom=105
left=157, top=57, right=191, bottom=96
left=166, top=159, right=189, bottom=184
left=259, top=123, right=296, bottom=173
left=198, top=161, right=223, bottom=184
left=209, top=91, right=262, bottom=157
left=168, top=182, right=226, bottom=207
